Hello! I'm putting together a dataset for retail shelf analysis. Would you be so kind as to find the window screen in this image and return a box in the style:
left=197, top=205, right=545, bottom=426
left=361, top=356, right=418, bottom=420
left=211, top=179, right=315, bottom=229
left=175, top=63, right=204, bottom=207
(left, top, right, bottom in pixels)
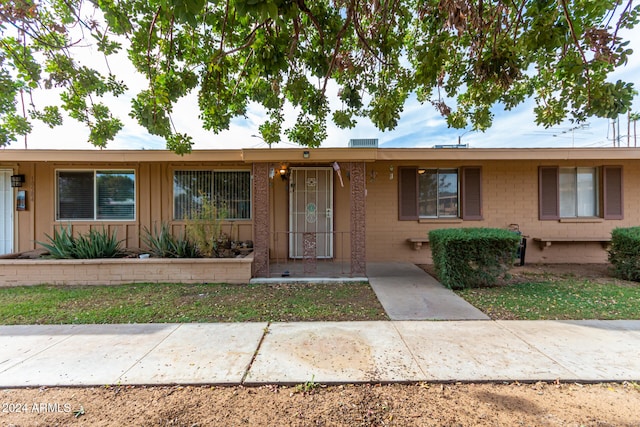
left=57, top=171, right=94, bottom=220
left=174, top=170, right=251, bottom=220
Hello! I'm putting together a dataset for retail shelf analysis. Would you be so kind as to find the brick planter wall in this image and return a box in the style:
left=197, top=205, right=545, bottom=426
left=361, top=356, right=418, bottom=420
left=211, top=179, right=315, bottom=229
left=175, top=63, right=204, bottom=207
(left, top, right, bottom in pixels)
left=0, top=253, right=254, bottom=286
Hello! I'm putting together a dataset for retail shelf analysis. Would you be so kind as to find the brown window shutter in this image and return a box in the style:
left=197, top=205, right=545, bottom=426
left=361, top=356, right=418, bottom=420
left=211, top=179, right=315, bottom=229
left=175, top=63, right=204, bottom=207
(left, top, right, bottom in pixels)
left=603, top=166, right=623, bottom=219
left=461, top=166, right=482, bottom=220
left=398, top=167, right=418, bottom=220
left=539, top=166, right=559, bottom=220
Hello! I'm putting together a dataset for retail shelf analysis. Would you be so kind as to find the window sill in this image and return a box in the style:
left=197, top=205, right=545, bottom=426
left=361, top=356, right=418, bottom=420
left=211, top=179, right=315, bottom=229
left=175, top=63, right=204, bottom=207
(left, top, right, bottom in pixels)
left=418, top=218, right=463, bottom=224
left=559, top=217, right=604, bottom=223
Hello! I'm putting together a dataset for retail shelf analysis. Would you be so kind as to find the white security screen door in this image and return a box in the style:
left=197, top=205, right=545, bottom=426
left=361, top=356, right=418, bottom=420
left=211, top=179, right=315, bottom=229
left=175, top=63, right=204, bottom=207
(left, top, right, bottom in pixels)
left=289, top=167, right=333, bottom=258
left=0, top=170, right=13, bottom=255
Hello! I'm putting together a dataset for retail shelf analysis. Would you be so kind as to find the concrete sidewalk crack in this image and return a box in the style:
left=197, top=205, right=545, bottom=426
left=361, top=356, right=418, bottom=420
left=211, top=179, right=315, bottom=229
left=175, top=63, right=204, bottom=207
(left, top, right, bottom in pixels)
left=494, top=321, right=579, bottom=379
left=117, top=324, right=182, bottom=383
left=241, top=322, right=270, bottom=384
left=389, top=321, right=429, bottom=380
left=0, top=329, right=76, bottom=375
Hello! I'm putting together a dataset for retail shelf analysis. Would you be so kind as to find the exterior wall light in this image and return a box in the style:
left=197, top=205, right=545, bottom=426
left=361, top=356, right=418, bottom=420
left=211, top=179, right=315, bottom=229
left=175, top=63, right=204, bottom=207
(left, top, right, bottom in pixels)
left=279, top=166, right=290, bottom=181
left=11, top=174, right=25, bottom=188
left=303, top=150, right=310, bottom=159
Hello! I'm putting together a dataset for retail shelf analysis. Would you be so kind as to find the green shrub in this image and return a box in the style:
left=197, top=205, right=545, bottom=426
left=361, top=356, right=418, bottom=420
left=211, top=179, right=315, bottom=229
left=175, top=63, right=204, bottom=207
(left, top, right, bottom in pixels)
left=141, top=222, right=200, bottom=258
left=184, top=196, right=228, bottom=257
left=429, top=227, right=520, bottom=289
left=39, top=225, right=123, bottom=259
left=608, top=227, right=640, bottom=281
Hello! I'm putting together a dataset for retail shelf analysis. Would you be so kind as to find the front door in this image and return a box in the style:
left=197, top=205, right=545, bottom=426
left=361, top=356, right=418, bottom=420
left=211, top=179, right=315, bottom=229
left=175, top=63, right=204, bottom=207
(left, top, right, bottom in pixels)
left=0, top=170, right=14, bottom=255
left=289, top=167, right=333, bottom=258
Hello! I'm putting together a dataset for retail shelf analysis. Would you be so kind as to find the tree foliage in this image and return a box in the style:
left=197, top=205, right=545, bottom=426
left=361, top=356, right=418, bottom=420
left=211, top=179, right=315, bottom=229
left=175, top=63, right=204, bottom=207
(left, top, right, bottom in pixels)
left=1, top=0, right=638, bottom=152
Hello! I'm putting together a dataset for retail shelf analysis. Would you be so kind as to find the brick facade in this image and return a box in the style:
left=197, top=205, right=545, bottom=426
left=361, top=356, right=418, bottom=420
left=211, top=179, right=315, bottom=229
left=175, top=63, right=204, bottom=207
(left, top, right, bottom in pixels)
left=2, top=148, right=640, bottom=283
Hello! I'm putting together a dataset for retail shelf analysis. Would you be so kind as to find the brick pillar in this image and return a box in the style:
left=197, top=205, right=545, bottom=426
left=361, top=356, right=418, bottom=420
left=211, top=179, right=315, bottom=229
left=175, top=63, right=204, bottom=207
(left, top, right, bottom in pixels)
left=252, top=163, right=270, bottom=277
left=350, top=162, right=366, bottom=276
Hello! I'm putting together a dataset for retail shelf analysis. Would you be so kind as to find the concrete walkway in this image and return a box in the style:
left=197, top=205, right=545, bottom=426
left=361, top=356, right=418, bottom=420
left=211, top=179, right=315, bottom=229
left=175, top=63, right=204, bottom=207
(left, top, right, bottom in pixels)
left=1, top=264, right=638, bottom=387
left=367, top=262, right=489, bottom=320
left=1, top=320, right=639, bottom=387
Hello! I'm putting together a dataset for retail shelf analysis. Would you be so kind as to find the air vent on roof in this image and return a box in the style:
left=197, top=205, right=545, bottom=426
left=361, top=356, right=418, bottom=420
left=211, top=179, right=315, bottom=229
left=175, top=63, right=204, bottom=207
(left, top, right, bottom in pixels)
left=349, top=138, right=378, bottom=148
left=433, top=144, right=469, bottom=149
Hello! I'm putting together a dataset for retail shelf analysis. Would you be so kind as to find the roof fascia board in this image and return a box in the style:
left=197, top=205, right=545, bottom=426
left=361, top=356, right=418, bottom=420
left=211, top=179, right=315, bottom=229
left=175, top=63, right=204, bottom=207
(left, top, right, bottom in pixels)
left=240, top=148, right=377, bottom=163
left=0, top=149, right=244, bottom=163
left=2, top=147, right=640, bottom=163
left=376, top=148, right=640, bottom=161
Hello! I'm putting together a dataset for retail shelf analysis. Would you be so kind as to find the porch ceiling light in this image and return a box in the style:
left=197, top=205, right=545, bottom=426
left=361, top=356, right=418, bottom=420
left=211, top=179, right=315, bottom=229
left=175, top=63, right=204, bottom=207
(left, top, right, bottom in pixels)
left=10, top=174, right=25, bottom=188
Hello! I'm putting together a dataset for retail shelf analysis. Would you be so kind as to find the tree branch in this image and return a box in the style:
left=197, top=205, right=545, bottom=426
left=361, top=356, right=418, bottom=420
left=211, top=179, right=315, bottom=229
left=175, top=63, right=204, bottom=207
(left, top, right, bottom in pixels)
left=353, top=0, right=390, bottom=66
left=295, top=0, right=324, bottom=46
left=559, top=0, right=591, bottom=101
left=322, top=0, right=355, bottom=94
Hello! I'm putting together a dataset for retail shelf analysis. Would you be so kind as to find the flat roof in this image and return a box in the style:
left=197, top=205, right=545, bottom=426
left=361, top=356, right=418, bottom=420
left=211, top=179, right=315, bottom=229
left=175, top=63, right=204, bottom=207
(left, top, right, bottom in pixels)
left=2, top=147, right=640, bottom=163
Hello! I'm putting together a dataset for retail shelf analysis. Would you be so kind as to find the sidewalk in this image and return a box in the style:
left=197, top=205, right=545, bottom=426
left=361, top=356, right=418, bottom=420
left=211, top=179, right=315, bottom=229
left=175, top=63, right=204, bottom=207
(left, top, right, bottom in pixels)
left=1, top=320, right=639, bottom=387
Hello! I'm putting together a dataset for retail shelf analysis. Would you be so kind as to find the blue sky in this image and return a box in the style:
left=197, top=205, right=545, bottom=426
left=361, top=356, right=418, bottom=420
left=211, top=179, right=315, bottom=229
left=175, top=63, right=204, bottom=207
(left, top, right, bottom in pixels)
left=14, top=24, right=640, bottom=151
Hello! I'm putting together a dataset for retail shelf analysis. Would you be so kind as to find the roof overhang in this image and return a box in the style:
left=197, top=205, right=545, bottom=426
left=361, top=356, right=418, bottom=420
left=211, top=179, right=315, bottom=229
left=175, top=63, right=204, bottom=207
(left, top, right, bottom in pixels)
left=2, top=147, right=640, bottom=163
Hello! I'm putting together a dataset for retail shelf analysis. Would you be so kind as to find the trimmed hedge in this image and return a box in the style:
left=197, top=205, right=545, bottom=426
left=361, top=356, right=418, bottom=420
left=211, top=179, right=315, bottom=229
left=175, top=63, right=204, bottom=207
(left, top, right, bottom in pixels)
left=429, top=228, right=520, bottom=289
left=608, top=227, right=640, bottom=281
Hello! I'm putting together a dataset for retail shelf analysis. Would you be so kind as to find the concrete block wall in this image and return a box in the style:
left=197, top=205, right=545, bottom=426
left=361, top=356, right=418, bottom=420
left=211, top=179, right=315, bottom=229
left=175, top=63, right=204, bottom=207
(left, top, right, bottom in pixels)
left=365, top=160, right=637, bottom=264
left=0, top=254, right=254, bottom=286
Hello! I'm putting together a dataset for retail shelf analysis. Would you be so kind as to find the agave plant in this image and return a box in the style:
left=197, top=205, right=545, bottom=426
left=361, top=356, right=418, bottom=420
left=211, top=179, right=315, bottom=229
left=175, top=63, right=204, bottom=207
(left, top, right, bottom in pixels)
left=39, top=225, right=123, bottom=259
left=142, top=222, right=200, bottom=258
left=73, top=228, right=123, bottom=258
left=39, top=224, right=76, bottom=259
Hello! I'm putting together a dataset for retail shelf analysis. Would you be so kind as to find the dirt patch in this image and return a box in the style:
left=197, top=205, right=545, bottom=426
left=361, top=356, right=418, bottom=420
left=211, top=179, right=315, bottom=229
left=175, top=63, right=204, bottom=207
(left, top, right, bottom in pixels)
left=2, top=382, right=639, bottom=426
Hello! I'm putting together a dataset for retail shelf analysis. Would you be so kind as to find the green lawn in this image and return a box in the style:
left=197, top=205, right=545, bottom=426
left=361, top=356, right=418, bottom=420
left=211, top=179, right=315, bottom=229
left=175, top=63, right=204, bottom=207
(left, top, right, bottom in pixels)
left=456, top=278, right=640, bottom=320
left=3, top=273, right=639, bottom=324
left=0, top=282, right=388, bottom=324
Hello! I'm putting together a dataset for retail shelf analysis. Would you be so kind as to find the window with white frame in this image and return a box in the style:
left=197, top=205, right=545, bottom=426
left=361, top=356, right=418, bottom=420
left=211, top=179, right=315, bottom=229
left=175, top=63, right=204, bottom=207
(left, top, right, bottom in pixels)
left=559, top=167, right=598, bottom=217
left=399, top=166, right=482, bottom=221
left=56, top=170, right=135, bottom=220
left=173, top=170, right=251, bottom=220
left=539, top=166, right=623, bottom=220
left=418, top=169, right=459, bottom=218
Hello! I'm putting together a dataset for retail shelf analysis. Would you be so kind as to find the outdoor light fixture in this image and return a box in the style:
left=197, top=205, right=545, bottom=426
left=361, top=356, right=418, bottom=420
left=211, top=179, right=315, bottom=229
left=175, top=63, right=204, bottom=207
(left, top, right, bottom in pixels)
left=10, top=174, right=25, bottom=188
left=303, top=150, right=310, bottom=159
left=279, top=166, right=290, bottom=181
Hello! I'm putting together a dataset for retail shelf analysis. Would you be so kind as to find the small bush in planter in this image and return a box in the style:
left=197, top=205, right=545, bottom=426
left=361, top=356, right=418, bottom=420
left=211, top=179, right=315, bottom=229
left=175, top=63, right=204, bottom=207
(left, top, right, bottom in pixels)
left=184, top=196, right=228, bottom=257
left=608, top=227, right=640, bottom=281
left=142, top=222, right=200, bottom=258
left=39, top=225, right=123, bottom=259
left=429, top=227, right=520, bottom=289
